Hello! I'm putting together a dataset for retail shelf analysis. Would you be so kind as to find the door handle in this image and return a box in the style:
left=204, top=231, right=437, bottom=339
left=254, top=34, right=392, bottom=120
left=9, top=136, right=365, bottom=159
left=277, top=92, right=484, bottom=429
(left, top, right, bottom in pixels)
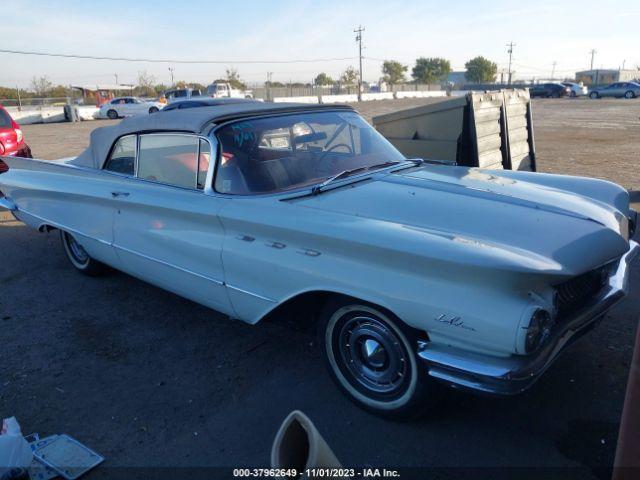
left=111, top=191, right=130, bottom=198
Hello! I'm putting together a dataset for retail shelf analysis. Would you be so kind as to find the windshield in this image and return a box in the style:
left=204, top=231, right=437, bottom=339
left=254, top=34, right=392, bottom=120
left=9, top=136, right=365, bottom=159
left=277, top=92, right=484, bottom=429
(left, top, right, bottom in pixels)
left=214, top=111, right=405, bottom=195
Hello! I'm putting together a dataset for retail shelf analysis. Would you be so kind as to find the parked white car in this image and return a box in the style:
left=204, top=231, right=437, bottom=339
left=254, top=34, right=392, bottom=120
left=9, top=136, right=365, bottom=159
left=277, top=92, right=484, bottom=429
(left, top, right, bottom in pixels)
left=561, top=82, right=588, bottom=97
left=164, top=88, right=203, bottom=103
left=0, top=103, right=637, bottom=417
left=99, top=97, right=164, bottom=119
left=206, top=82, right=253, bottom=99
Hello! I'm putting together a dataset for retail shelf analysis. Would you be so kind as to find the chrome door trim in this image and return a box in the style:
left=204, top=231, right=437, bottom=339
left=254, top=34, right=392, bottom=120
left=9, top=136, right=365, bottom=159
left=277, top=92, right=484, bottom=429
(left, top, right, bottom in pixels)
left=225, top=283, right=276, bottom=303
left=111, top=243, right=224, bottom=286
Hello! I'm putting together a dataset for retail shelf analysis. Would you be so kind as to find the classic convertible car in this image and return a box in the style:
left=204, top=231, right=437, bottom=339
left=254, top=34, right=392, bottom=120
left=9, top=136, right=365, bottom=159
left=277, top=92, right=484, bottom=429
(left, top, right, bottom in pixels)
left=0, top=102, right=637, bottom=417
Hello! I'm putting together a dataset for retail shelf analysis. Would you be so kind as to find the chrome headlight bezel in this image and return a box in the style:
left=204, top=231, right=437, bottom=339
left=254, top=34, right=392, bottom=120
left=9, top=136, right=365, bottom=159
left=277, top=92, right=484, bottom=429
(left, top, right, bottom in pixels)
left=524, top=309, right=554, bottom=354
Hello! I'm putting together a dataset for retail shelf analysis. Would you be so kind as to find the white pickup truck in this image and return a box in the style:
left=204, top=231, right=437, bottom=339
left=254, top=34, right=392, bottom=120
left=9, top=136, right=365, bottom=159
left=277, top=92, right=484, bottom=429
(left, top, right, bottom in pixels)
left=206, top=82, right=253, bottom=99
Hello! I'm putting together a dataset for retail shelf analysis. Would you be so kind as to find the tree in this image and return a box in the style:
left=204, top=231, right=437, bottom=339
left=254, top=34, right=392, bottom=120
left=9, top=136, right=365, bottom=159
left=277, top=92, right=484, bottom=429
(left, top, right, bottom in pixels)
left=340, top=66, right=358, bottom=85
left=314, top=73, right=334, bottom=86
left=225, top=68, right=246, bottom=90
left=381, top=60, right=407, bottom=85
left=464, top=56, right=498, bottom=83
left=30, top=76, right=53, bottom=97
left=137, top=71, right=156, bottom=96
left=265, top=81, right=285, bottom=88
left=411, top=58, right=451, bottom=84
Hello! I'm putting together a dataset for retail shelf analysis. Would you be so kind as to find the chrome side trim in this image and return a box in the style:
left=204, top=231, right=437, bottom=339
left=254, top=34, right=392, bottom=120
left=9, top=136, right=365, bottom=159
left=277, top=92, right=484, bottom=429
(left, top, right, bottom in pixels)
left=16, top=207, right=276, bottom=304
left=112, top=243, right=224, bottom=286
left=14, top=208, right=111, bottom=246
left=225, top=283, right=277, bottom=303
left=0, top=197, right=17, bottom=211
left=418, top=240, right=639, bottom=395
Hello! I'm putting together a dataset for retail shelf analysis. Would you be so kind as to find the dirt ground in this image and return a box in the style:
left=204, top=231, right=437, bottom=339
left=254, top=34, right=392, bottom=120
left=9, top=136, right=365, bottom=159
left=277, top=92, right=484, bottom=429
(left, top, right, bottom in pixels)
left=1, top=98, right=639, bottom=479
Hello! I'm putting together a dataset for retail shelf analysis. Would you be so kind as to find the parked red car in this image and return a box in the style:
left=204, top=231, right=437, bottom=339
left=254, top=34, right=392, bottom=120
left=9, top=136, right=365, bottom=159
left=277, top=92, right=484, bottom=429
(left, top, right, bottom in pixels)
left=0, top=104, right=32, bottom=158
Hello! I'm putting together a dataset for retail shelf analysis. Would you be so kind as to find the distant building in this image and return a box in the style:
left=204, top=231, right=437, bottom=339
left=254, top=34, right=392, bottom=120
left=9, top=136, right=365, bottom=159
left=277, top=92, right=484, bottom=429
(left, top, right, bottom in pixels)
left=575, top=69, right=639, bottom=85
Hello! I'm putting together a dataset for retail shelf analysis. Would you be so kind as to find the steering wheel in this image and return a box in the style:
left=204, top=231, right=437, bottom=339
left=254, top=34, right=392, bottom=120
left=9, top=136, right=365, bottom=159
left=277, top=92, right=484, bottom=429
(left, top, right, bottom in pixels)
left=315, top=143, right=354, bottom=175
left=324, top=143, right=353, bottom=155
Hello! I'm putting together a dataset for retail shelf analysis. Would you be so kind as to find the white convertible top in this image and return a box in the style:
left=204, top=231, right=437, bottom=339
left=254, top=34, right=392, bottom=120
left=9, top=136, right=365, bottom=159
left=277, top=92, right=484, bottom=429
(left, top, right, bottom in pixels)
left=71, top=103, right=355, bottom=169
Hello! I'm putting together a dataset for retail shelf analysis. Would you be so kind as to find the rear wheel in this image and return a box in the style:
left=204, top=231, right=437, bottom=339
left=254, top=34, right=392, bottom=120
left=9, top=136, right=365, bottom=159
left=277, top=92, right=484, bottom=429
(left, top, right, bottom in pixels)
left=107, top=109, right=118, bottom=119
left=319, top=297, right=438, bottom=419
left=624, top=91, right=636, bottom=99
left=589, top=92, right=599, bottom=99
left=60, top=231, right=105, bottom=276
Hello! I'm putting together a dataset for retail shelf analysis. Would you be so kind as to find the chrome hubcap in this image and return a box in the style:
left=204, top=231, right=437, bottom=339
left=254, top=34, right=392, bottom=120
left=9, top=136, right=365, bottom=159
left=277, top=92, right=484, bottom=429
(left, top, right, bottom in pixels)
left=361, top=339, right=387, bottom=368
left=336, top=314, right=409, bottom=395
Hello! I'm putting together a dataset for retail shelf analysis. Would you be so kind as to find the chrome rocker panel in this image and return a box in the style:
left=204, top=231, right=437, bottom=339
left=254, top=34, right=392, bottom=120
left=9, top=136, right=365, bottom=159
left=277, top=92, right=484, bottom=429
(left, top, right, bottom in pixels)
left=417, top=240, right=640, bottom=395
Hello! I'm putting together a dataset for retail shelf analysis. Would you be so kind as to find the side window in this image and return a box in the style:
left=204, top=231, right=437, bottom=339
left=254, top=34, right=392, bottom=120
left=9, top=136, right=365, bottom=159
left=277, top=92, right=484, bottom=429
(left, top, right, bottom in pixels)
left=137, top=135, right=199, bottom=189
left=104, top=135, right=136, bottom=175
left=197, top=138, right=210, bottom=189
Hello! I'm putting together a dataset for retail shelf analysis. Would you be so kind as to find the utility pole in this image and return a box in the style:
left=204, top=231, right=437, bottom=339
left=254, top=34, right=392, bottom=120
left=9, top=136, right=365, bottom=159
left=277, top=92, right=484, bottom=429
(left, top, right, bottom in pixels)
left=622, top=59, right=626, bottom=70
left=551, top=61, right=557, bottom=80
left=354, top=25, right=365, bottom=101
left=589, top=49, right=597, bottom=70
left=114, top=74, right=118, bottom=85
left=266, top=72, right=273, bottom=102
left=506, top=41, right=515, bottom=85
left=168, top=67, right=175, bottom=86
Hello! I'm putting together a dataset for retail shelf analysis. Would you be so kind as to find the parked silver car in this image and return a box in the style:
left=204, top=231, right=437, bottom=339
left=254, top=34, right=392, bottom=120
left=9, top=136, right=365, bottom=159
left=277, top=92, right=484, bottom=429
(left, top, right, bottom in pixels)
left=589, top=82, right=640, bottom=99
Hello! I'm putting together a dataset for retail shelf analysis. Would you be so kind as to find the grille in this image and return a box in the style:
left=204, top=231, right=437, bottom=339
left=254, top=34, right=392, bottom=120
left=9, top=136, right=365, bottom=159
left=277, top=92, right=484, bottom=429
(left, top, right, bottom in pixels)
left=555, top=266, right=608, bottom=316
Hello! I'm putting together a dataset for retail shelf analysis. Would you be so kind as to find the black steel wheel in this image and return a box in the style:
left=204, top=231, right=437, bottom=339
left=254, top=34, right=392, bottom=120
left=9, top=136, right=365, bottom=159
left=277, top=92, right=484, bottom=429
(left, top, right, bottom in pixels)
left=319, top=297, right=438, bottom=418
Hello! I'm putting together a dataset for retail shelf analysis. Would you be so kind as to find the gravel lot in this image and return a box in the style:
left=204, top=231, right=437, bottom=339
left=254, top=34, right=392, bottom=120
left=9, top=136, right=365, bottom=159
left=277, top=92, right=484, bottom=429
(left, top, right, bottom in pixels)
left=1, top=98, right=639, bottom=479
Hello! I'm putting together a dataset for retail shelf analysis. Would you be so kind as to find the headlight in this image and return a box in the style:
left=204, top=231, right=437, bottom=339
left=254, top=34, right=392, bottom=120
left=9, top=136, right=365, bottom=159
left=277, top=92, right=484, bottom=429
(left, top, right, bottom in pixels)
left=525, top=309, right=553, bottom=353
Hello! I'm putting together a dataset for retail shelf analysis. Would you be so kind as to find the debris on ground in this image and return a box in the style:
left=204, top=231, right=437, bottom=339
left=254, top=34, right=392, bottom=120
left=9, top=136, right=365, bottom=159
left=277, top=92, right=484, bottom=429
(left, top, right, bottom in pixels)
left=0, top=418, right=104, bottom=480
left=0, top=417, right=33, bottom=479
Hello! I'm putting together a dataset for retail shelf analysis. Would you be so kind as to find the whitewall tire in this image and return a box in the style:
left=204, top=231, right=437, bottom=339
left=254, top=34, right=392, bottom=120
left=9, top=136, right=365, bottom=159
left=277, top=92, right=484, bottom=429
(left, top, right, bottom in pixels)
left=60, top=231, right=105, bottom=276
left=319, top=297, right=438, bottom=419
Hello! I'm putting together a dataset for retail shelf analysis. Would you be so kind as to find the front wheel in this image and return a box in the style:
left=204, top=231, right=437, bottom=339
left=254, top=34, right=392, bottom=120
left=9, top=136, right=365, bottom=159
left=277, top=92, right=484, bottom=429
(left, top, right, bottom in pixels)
left=624, top=91, right=636, bottom=99
left=60, top=230, right=105, bottom=276
left=107, top=109, right=119, bottom=119
left=149, top=106, right=159, bottom=114
left=589, top=92, right=599, bottom=99
left=319, top=297, right=438, bottom=419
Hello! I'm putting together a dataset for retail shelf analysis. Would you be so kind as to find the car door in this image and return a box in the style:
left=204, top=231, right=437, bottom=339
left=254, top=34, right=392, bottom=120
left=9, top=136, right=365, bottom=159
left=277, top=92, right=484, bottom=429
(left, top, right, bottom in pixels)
left=602, top=83, right=620, bottom=98
left=133, top=99, right=148, bottom=115
left=109, top=132, right=233, bottom=314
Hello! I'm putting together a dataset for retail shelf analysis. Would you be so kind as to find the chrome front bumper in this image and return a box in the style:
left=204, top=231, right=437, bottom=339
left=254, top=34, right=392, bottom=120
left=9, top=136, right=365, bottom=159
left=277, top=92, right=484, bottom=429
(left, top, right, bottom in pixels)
left=417, top=240, right=640, bottom=395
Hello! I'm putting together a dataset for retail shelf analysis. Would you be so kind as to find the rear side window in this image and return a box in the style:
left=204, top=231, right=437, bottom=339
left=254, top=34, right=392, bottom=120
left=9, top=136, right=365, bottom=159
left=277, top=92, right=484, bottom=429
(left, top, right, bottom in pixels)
left=105, top=135, right=136, bottom=175
left=0, top=108, right=13, bottom=128
left=137, top=135, right=200, bottom=189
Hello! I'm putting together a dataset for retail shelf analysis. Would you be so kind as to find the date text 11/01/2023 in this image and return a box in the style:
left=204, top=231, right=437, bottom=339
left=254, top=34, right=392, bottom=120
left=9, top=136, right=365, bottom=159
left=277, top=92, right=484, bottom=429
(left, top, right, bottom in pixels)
left=232, top=468, right=401, bottom=477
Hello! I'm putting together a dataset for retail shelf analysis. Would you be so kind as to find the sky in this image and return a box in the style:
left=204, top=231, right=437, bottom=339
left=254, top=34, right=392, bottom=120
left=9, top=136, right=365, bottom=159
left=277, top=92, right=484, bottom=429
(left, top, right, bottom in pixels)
left=2, top=0, right=639, bottom=89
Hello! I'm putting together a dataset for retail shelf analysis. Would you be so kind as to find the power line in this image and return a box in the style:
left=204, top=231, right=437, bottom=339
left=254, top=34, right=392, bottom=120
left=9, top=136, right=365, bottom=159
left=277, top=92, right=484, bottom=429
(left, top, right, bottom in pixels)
left=0, top=48, right=358, bottom=64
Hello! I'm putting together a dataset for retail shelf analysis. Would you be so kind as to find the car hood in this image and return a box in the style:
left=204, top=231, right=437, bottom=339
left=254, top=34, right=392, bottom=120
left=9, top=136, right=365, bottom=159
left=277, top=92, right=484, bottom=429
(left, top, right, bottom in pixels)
left=293, top=165, right=631, bottom=278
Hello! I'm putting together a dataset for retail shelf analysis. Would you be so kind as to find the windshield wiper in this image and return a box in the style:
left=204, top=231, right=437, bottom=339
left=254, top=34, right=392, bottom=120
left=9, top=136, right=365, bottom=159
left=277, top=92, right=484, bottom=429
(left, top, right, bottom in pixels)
left=311, top=167, right=369, bottom=195
left=311, top=161, right=410, bottom=195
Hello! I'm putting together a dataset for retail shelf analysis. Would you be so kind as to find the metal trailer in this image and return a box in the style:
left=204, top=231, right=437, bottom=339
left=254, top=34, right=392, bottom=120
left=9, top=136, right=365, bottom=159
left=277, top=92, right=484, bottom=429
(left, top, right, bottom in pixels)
left=372, top=89, right=536, bottom=172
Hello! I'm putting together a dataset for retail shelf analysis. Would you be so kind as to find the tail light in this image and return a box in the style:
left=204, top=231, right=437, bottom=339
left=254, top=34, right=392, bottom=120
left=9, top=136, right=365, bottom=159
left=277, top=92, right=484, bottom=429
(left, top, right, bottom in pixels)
left=11, top=119, right=23, bottom=143
left=0, top=159, right=8, bottom=174
left=0, top=142, right=4, bottom=155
